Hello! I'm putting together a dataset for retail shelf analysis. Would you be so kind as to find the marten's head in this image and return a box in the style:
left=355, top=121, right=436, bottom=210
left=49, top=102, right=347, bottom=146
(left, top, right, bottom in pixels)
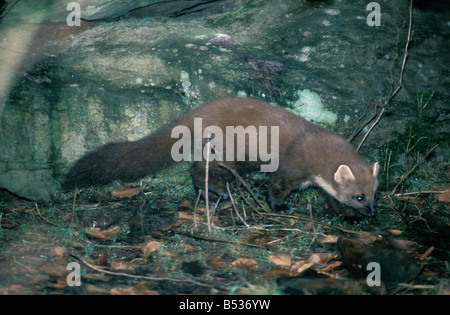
left=332, top=162, right=379, bottom=217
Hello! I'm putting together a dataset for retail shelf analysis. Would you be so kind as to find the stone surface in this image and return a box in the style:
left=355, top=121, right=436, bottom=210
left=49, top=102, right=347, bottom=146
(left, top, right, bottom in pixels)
left=0, top=0, right=448, bottom=200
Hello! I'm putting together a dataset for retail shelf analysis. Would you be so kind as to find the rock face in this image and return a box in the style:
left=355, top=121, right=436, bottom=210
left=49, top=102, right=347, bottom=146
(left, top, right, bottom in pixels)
left=0, top=0, right=448, bottom=200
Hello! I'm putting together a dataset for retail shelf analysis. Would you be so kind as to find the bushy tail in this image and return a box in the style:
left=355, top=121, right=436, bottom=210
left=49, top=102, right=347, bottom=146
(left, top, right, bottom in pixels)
left=62, top=126, right=178, bottom=190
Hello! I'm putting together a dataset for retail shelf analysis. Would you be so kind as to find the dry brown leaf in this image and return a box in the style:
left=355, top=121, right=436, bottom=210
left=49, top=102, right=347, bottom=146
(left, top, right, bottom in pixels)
left=54, top=246, right=67, bottom=257
left=263, top=267, right=291, bottom=280
left=111, top=285, right=160, bottom=295
left=143, top=240, right=162, bottom=258
left=438, top=189, right=450, bottom=202
left=0, top=284, right=28, bottom=294
left=308, top=253, right=339, bottom=264
left=389, top=229, right=403, bottom=235
left=179, top=200, right=194, bottom=209
left=163, top=250, right=178, bottom=258
left=85, top=226, right=121, bottom=240
left=290, top=260, right=315, bottom=276
left=183, top=243, right=196, bottom=251
left=321, top=260, right=343, bottom=272
left=269, top=254, right=291, bottom=268
left=0, top=216, right=15, bottom=229
left=206, top=254, right=227, bottom=270
left=111, top=260, right=138, bottom=272
left=96, top=248, right=108, bottom=266
left=320, top=235, right=340, bottom=243
left=178, top=211, right=195, bottom=221
left=231, top=258, right=258, bottom=270
left=85, top=284, right=111, bottom=294
left=111, top=187, right=144, bottom=198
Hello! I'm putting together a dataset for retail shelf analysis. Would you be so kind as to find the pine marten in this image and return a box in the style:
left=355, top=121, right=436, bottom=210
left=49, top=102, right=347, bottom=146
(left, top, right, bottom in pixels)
left=62, top=96, right=379, bottom=217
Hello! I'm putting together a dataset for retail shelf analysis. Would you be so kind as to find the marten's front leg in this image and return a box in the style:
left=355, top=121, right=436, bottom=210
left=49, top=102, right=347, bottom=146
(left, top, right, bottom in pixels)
left=267, top=169, right=311, bottom=212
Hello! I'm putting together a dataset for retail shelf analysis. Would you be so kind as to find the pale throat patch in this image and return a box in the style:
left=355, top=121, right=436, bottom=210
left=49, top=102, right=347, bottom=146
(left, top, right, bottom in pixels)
left=313, top=176, right=338, bottom=198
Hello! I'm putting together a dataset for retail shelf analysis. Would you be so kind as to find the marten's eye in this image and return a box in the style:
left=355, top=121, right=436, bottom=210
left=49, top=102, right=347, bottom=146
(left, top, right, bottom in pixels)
left=355, top=194, right=365, bottom=202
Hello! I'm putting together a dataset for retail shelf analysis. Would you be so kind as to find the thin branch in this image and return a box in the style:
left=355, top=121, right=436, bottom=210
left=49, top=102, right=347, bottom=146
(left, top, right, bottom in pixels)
left=34, top=203, right=61, bottom=227
left=391, top=143, right=438, bottom=194
left=357, top=106, right=385, bottom=151
left=218, top=162, right=270, bottom=212
left=393, top=190, right=444, bottom=197
left=193, top=189, right=201, bottom=229
left=356, top=0, right=414, bottom=150
left=261, top=212, right=372, bottom=236
left=71, top=252, right=211, bottom=287
left=226, top=182, right=249, bottom=227
left=204, top=135, right=212, bottom=233
left=0, top=0, right=20, bottom=19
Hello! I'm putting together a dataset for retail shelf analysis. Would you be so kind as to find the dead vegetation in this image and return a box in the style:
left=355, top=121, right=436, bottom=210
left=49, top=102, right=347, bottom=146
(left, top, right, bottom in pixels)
left=0, top=160, right=448, bottom=295
left=0, top=0, right=448, bottom=296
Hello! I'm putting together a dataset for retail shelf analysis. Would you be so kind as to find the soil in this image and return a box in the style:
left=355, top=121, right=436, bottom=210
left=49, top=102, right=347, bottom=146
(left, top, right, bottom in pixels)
left=0, top=175, right=448, bottom=295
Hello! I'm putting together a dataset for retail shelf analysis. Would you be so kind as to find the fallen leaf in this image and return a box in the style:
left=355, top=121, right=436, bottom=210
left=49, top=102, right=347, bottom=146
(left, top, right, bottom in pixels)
left=111, top=187, right=144, bottom=198
left=54, top=247, right=67, bottom=257
left=96, top=248, right=108, bottom=266
left=111, top=285, right=160, bottom=295
left=231, top=258, right=258, bottom=270
left=308, top=253, right=339, bottom=264
left=0, top=284, right=28, bottom=294
left=111, top=260, right=139, bottom=272
left=270, top=254, right=291, bottom=268
left=85, top=226, right=121, bottom=240
left=438, top=189, right=450, bottom=202
left=183, top=243, right=196, bottom=251
left=320, top=235, right=340, bottom=243
left=0, top=216, right=15, bottom=229
left=290, top=260, right=315, bottom=276
left=321, top=261, right=343, bottom=272
left=163, top=250, right=178, bottom=258
left=143, top=240, right=162, bottom=258
left=263, top=267, right=291, bottom=279
left=179, top=200, right=193, bottom=209
left=206, top=255, right=227, bottom=270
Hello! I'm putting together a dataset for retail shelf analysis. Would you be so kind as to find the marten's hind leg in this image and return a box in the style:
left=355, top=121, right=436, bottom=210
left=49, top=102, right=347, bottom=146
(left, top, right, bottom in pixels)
left=190, top=161, right=235, bottom=202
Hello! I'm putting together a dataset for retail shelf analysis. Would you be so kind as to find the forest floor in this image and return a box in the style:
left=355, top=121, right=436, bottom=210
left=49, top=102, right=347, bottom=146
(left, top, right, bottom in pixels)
left=0, top=165, right=449, bottom=295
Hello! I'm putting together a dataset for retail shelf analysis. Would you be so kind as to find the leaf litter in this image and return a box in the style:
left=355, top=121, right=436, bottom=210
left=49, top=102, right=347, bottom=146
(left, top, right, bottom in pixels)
left=0, top=180, right=449, bottom=295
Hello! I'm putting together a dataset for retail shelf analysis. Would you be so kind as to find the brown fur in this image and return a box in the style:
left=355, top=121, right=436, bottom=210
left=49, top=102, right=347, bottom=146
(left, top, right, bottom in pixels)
left=63, top=96, right=379, bottom=216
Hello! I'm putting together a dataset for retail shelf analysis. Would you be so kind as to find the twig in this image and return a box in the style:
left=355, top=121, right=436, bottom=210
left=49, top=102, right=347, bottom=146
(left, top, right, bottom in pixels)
left=71, top=252, right=211, bottom=287
left=347, top=103, right=377, bottom=142
left=204, top=134, right=212, bottom=233
left=139, top=200, right=146, bottom=237
left=218, top=162, right=270, bottom=212
left=227, top=182, right=249, bottom=227
left=397, top=283, right=435, bottom=290
left=357, top=107, right=385, bottom=151
left=179, top=232, right=268, bottom=250
left=356, top=0, right=414, bottom=150
left=419, top=246, right=435, bottom=261
left=236, top=183, right=264, bottom=216
left=0, top=0, right=20, bottom=19
left=34, top=203, right=61, bottom=227
left=193, top=189, right=202, bottom=229
left=393, top=190, right=444, bottom=197
left=262, top=212, right=372, bottom=236
left=307, top=194, right=317, bottom=239
left=71, top=188, right=79, bottom=228
left=391, top=143, right=438, bottom=194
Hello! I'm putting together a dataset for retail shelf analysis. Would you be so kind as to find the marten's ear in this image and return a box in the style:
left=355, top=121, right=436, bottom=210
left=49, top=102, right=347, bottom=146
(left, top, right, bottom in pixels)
left=373, top=162, right=380, bottom=177
left=334, top=165, right=355, bottom=184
